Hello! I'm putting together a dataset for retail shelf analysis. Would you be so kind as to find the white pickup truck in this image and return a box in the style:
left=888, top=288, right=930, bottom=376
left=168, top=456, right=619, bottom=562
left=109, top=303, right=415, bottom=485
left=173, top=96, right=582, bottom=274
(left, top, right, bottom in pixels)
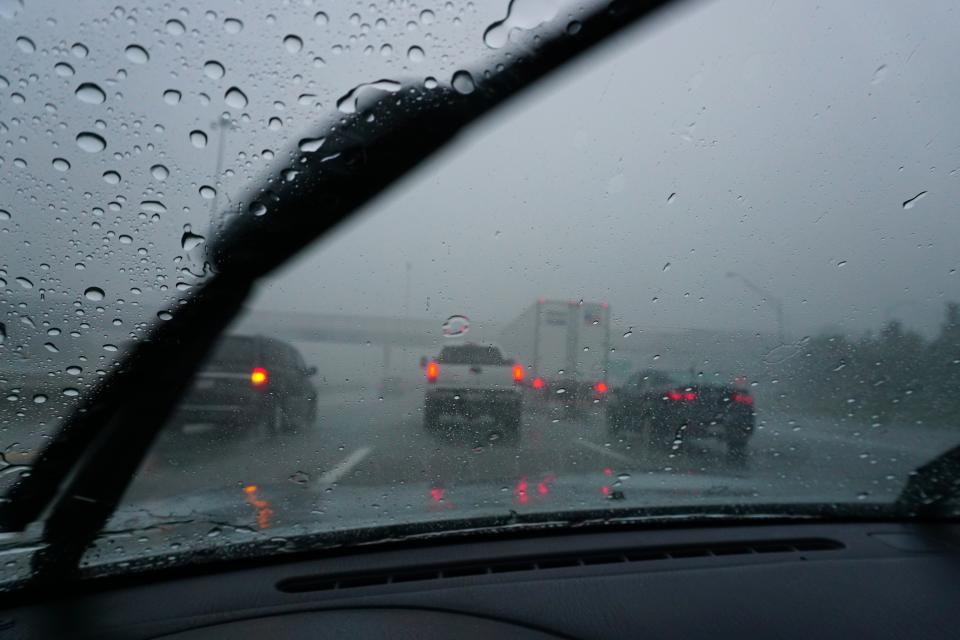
left=423, top=343, right=524, bottom=439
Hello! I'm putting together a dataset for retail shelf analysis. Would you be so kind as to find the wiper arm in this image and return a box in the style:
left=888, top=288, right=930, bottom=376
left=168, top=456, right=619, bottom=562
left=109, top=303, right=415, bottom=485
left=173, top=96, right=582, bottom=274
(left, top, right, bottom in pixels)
left=1, top=0, right=678, bottom=585
left=896, top=444, right=960, bottom=516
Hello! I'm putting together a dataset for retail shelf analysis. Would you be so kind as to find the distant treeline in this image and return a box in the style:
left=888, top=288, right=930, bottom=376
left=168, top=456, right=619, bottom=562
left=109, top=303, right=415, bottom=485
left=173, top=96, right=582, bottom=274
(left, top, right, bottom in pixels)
left=776, top=303, right=960, bottom=426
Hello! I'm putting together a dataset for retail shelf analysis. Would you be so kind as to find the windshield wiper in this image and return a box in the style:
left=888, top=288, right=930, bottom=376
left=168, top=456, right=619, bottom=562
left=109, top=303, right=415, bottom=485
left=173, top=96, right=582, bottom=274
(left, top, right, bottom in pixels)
left=0, top=0, right=679, bottom=586
left=896, top=444, right=960, bottom=516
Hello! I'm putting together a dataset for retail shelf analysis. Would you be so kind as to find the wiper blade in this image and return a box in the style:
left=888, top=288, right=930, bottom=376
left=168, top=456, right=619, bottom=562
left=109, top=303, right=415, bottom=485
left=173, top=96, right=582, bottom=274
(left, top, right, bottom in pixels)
left=1, top=0, right=678, bottom=585
left=896, top=444, right=960, bottom=515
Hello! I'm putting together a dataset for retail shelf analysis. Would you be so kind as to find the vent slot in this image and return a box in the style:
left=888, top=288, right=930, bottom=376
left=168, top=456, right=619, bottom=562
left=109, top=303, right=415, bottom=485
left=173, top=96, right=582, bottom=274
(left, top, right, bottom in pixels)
left=277, top=538, right=842, bottom=594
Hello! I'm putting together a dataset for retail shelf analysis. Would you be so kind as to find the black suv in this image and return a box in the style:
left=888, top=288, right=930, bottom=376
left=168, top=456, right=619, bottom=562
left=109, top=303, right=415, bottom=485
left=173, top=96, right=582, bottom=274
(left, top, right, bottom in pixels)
left=171, top=334, right=318, bottom=437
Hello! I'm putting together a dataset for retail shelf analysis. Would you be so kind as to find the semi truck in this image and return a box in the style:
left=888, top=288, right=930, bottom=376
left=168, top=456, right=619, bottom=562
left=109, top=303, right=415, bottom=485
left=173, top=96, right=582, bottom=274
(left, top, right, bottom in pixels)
left=498, top=299, right=611, bottom=407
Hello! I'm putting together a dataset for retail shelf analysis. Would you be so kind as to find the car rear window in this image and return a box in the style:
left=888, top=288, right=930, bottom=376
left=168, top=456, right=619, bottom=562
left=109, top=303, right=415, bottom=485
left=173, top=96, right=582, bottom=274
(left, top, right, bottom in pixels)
left=206, top=337, right=257, bottom=369
left=438, top=345, right=505, bottom=366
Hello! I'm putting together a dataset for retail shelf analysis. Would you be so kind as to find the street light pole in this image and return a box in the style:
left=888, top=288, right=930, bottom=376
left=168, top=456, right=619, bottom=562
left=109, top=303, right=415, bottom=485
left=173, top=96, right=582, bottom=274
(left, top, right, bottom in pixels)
left=726, top=271, right=786, bottom=344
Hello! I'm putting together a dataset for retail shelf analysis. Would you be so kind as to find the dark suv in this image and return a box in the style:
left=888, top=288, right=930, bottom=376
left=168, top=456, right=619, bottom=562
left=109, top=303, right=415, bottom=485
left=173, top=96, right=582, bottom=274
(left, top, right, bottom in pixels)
left=171, top=335, right=318, bottom=438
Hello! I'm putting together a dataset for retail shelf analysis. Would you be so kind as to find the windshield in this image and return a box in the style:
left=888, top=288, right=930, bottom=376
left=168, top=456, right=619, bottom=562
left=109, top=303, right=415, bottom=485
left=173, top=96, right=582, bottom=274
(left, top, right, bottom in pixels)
left=2, top=0, right=960, bottom=584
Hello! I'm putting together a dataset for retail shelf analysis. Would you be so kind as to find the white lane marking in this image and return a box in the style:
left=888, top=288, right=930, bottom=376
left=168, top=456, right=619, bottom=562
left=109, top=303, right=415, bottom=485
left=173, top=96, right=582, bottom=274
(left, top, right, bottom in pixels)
left=314, top=446, right=372, bottom=489
left=574, top=440, right=634, bottom=463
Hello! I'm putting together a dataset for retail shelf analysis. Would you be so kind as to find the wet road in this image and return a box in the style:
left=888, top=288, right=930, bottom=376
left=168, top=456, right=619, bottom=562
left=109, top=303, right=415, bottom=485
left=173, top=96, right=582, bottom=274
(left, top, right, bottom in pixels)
left=124, top=389, right=960, bottom=514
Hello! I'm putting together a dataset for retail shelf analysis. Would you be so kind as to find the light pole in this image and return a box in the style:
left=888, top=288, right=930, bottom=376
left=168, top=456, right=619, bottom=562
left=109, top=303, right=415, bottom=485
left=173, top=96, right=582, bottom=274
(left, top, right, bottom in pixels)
left=726, top=271, right=786, bottom=344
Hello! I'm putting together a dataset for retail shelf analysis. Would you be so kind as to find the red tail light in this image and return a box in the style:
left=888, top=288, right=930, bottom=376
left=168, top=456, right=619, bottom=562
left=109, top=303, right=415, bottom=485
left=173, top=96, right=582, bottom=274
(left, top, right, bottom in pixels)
left=666, top=390, right=683, bottom=401
left=594, top=381, right=608, bottom=394
left=532, top=377, right=545, bottom=390
left=666, top=390, right=697, bottom=401
left=250, top=367, right=268, bottom=387
left=685, top=391, right=697, bottom=401
left=513, top=363, right=524, bottom=382
left=732, top=392, right=753, bottom=405
left=426, top=361, right=438, bottom=383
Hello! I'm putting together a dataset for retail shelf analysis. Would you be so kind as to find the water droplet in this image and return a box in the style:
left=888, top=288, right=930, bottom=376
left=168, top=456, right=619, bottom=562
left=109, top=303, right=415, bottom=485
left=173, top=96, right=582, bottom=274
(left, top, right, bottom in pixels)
left=189, top=130, right=208, bottom=148
left=76, top=132, right=106, bottom=152
left=902, top=191, right=927, bottom=210
left=54, top=62, right=75, bottom=77
left=181, top=229, right=205, bottom=251
left=667, top=192, right=677, bottom=203
left=623, top=328, right=633, bottom=338
left=66, top=365, right=82, bottom=375
left=71, top=42, right=88, bottom=58
left=451, top=70, right=475, bottom=95
left=283, top=34, right=303, bottom=53
left=289, top=470, right=310, bottom=485
left=441, top=315, right=470, bottom=337
left=32, top=394, right=47, bottom=404
left=44, top=342, right=59, bottom=353
left=157, top=311, right=173, bottom=321
left=165, top=19, right=185, bottom=35
left=407, top=45, right=425, bottom=62
left=249, top=201, right=267, bottom=217
left=0, top=209, right=9, bottom=221
left=140, top=200, right=167, bottom=214
left=566, top=20, right=582, bottom=35
left=124, top=44, right=149, bottom=63
left=652, top=354, right=661, bottom=361
left=63, top=388, right=79, bottom=397
left=15, top=36, right=35, bottom=53
left=424, top=77, right=438, bottom=89
left=298, top=137, right=325, bottom=153
left=52, top=157, right=71, bottom=171
left=224, top=86, right=247, bottom=109
left=836, top=260, right=847, bottom=268
left=162, top=89, right=181, bottom=105
left=420, top=9, right=435, bottom=25
left=871, top=64, right=887, bottom=85
left=268, top=117, right=283, bottom=130
left=103, top=344, right=118, bottom=352
left=84, top=286, right=105, bottom=301
left=336, top=79, right=401, bottom=114
left=203, top=60, right=225, bottom=79
left=556, top=388, right=566, bottom=395
left=118, top=234, right=132, bottom=244
left=223, top=17, right=243, bottom=33
left=199, top=185, right=216, bottom=199
left=313, top=11, right=328, bottom=25
left=150, top=164, right=169, bottom=181
left=75, top=82, right=106, bottom=104
left=102, top=170, right=121, bottom=184
left=15, top=277, right=33, bottom=289
left=662, top=262, right=671, bottom=272
left=483, top=1, right=557, bottom=49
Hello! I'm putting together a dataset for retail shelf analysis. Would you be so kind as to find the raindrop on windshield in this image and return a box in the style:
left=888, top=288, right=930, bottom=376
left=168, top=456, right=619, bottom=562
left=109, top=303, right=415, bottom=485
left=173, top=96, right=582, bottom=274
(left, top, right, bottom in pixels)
left=140, top=200, right=167, bottom=214
left=16, top=277, right=33, bottom=289
left=336, top=79, right=402, bottom=114
left=66, top=365, right=82, bottom=375
left=83, top=286, right=105, bottom=301
left=289, top=470, right=310, bottom=485
left=483, top=0, right=558, bottom=49
left=157, top=311, right=173, bottom=321
left=314, top=11, right=329, bottom=26
left=283, top=34, right=303, bottom=53
left=75, top=82, right=106, bottom=104
left=203, top=60, right=225, bottom=79
left=441, top=315, right=470, bottom=337
left=0, top=209, right=10, bottom=221
left=902, top=191, right=927, bottom=210
left=566, top=20, right=582, bottom=35
left=33, top=394, right=47, bottom=405
left=15, top=36, right=35, bottom=53
left=165, top=19, right=185, bottom=36
left=62, top=388, right=80, bottom=398
left=76, top=132, right=106, bottom=152
left=102, top=170, right=121, bottom=184
left=407, top=46, right=425, bottom=62
left=223, top=17, right=243, bottom=34
left=298, top=137, right=325, bottom=153
left=52, top=157, right=71, bottom=171
left=662, top=262, right=671, bottom=272
left=54, top=62, right=75, bottom=77
left=623, top=328, right=633, bottom=338
left=199, top=185, right=216, bottom=199
left=44, top=342, right=59, bottom=353
left=667, top=192, right=677, bottom=203
left=224, top=86, right=248, bottom=109
left=871, top=64, right=887, bottom=85
left=103, top=344, right=118, bottom=352
left=836, top=260, right=847, bottom=268
left=189, top=130, right=208, bottom=148
left=150, top=164, right=169, bottom=181
left=71, top=42, right=88, bottom=58
left=124, top=44, right=149, bottom=63
left=451, top=70, right=475, bottom=95
left=249, top=201, right=267, bottom=217
left=162, top=89, right=182, bottom=105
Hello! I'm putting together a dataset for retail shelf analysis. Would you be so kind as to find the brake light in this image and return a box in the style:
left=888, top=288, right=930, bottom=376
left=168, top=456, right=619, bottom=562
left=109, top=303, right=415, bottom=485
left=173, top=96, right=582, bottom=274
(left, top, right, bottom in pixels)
left=426, top=361, right=438, bottom=383
left=732, top=392, right=753, bottom=405
left=250, top=367, right=268, bottom=387
left=513, top=363, right=524, bottom=382
left=594, top=381, right=608, bottom=394
left=666, top=390, right=683, bottom=401
left=685, top=391, right=697, bottom=401
left=532, top=377, right=545, bottom=390
left=666, top=390, right=697, bottom=401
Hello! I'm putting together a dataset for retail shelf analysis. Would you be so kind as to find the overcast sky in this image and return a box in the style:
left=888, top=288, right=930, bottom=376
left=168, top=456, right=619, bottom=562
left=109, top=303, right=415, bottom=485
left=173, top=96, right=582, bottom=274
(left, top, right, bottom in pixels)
left=251, top=0, right=960, bottom=342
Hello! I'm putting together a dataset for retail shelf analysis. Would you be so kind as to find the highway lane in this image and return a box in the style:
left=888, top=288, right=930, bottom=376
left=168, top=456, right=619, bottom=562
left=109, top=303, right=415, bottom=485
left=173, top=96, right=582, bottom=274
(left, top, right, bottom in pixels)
left=124, top=390, right=960, bottom=514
